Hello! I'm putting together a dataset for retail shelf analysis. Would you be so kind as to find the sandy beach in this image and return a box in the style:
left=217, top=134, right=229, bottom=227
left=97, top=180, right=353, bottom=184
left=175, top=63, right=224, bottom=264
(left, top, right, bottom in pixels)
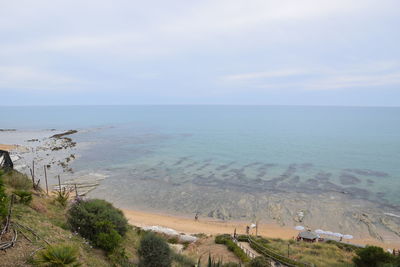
left=122, top=208, right=400, bottom=250
left=0, top=144, right=19, bottom=151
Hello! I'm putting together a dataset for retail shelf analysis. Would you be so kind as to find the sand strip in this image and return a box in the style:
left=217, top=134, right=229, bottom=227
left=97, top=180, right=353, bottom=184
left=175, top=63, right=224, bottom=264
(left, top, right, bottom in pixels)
left=122, top=208, right=400, bottom=250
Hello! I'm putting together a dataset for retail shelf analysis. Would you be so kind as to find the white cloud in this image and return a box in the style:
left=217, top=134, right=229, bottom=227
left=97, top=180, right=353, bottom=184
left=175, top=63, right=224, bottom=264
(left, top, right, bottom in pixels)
left=0, top=66, right=84, bottom=91
left=223, top=69, right=310, bottom=81
left=221, top=62, right=400, bottom=91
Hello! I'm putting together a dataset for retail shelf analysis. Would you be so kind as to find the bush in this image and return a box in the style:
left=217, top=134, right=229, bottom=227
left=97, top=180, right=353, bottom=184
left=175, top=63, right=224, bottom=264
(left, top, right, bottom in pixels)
left=2, top=170, right=31, bottom=190
left=138, top=232, right=172, bottom=267
left=215, top=235, right=250, bottom=263
left=95, top=229, right=122, bottom=252
left=55, top=188, right=70, bottom=207
left=352, top=246, right=394, bottom=267
left=107, top=247, right=134, bottom=267
left=36, top=244, right=80, bottom=266
left=67, top=199, right=128, bottom=252
left=171, top=251, right=195, bottom=266
left=247, top=256, right=269, bottom=267
left=0, top=171, right=8, bottom=219
left=13, top=190, right=32, bottom=205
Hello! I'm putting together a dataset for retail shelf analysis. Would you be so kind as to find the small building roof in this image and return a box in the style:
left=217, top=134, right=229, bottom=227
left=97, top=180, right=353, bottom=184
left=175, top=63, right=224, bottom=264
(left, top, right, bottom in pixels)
left=298, top=231, right=318, bottom=240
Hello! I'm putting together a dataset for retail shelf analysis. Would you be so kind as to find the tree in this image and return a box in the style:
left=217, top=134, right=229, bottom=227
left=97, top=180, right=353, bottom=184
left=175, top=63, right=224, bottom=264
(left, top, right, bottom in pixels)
left=353, top=246, right=393, bottom=267
left=138, top=232, right=171, bottom=267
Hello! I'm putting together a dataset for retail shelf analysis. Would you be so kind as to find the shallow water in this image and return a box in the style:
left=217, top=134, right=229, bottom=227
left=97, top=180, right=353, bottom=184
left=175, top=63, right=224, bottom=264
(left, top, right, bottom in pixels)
left=3, top=105, right=400, bottom=210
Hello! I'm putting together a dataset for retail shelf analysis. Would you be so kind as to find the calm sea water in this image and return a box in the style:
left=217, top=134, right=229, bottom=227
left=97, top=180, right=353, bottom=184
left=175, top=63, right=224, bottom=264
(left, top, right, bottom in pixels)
left=2, top=105, right=400, bottom=207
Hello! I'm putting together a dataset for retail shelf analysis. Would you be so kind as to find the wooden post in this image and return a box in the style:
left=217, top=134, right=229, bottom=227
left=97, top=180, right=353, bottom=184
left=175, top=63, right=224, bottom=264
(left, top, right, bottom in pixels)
left=29, top=168, right=35, bottom=189
left=44, top=166, right=48, bottom=195
left=32, top=160, right=35, bottom=185
left=255, top=219, right=259, bottom=236
left=57, top=175, right=62, bottom=194
left=74, top=183, right=78, bottom=198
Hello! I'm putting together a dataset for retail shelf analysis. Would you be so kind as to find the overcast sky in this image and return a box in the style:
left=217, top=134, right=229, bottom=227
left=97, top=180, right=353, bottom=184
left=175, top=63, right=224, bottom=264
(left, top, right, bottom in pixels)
left=1, top=0, right=400, bottom=106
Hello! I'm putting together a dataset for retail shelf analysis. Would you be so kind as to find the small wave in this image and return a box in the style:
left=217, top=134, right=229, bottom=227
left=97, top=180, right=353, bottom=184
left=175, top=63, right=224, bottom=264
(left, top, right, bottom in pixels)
left=384, top=213, right=400, bottom=218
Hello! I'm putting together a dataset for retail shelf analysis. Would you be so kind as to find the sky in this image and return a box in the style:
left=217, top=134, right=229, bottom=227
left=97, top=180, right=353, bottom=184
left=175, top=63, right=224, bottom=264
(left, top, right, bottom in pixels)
left=1, top=0, right=400, bottom=106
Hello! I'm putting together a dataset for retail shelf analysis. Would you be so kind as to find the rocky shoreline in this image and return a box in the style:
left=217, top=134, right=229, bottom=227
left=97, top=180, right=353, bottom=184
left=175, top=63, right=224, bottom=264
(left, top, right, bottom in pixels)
left=0, top=129, right=104, bottom=196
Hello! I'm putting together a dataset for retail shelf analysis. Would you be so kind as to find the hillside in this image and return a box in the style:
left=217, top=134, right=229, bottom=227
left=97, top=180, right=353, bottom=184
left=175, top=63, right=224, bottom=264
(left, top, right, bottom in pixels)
left=1, top=169, right=399, bottom=267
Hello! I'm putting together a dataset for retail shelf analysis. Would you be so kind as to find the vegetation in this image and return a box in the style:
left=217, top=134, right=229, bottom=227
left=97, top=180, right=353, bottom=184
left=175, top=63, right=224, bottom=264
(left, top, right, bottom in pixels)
left=352, top=246, right=399, bottom=267
left=67, top=199, right=128, bottom=252
left=249, top=235, right=357, bottom=267
left=13, top=189, right=33, bottom=204
left=2, top=169, right=32, bottom=190
left=35, top=244, right=80, bottom=266
left=215, top=234, right=250, bottom=263
left=0, top=171, right=8, bottom=218
left=138, top=232, right=172, bottom=267
left=171, top=251, right=196, bottom=266
left=247, top=256, right=270, bottom=267
left=55, top=188, right=70, bottom=207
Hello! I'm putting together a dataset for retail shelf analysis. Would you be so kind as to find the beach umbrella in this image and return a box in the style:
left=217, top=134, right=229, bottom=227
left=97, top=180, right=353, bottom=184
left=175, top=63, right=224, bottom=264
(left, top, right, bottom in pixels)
left=315, top=229, right=325, bottom=234
left=250, top=223, right=257, bottom=228
left=295, top=226, right=305, bottom=231
left=343, top=235, right=353, bottom=239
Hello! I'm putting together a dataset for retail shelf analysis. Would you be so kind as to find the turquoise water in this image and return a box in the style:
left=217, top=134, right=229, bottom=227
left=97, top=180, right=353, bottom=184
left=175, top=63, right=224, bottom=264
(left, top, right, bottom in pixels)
left=2, top=105, right=400, bottom=207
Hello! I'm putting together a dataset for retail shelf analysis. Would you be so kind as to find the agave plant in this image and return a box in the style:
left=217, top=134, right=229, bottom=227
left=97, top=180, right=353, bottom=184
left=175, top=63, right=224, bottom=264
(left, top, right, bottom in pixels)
left=196, top=253, right=224, bottom=267
left=36, top=244, right=80, bottom=266
left=55, top=188, right=70, bottom=207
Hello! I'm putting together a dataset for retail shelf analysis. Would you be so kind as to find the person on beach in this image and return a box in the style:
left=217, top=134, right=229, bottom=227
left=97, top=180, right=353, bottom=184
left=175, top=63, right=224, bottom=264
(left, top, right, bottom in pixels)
left=194, top=212, right=199, bottom=221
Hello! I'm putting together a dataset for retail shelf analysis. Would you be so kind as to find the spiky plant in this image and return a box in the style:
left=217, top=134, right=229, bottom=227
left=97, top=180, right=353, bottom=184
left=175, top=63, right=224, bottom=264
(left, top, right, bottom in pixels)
left=55, top=188, right=70, bottom=207
left=36, top=244, right=80, bottom=266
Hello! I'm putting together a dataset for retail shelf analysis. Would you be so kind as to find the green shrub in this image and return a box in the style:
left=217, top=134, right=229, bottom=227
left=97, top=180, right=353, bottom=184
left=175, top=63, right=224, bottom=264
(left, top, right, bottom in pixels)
left=55, top=188, right=70, bottom=207
left=138, top=232, right=172, bottom=267
left=0, top=171, right=8, bottom=219
left=247, top=256, right=269, bottom=267
left=167, top=236, right=179, bottom=244
left=95, top=229, right=122, bottom=252
left=214, top=235, right=250, bottom=263
left=171, top=251, right=196, bottom=266
left=222, top=263, right=241, bottom=267
left=107, top=247, right=133, bottom=267
left=13, top=190, right=32, bottom=204
left=3, top=170, right=32, bottom=190
left=67, top=199, right=128, bottom=252
left=352, top=246, right=394, bottom=267
left=36, top=244, right=80, bottom=266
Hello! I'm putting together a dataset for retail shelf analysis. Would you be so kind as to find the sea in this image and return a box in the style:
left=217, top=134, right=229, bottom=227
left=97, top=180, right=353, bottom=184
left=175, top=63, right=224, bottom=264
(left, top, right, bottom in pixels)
left=2, top=105, right=400, bottom=217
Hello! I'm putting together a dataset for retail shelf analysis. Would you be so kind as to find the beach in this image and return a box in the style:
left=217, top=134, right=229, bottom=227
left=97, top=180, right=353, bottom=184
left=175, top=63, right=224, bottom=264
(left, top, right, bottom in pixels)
left=122, top=208, right=400, bottom=250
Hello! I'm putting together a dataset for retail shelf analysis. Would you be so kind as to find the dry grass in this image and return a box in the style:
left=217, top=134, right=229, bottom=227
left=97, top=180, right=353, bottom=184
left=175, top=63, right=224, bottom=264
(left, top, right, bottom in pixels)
left=183, top=236, right=241, bottom=265
left=3, top=170, right=32, bottom=191
left=253, top=237, right=356, bottom=267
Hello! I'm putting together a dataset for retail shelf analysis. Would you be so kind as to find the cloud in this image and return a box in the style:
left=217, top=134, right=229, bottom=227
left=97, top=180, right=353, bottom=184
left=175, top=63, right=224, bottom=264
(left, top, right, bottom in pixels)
left=0, top=1, right=399, bottom=105
left=221, top=62, right=400, bottom=91
left=0, top=66, right=84, bottom=91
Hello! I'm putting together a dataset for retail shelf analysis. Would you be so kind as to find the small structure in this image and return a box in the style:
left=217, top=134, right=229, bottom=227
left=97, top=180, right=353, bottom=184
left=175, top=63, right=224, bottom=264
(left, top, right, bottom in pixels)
left=297, top=230, right=319, bottom=243
left=0, top=150, right=13, bottom=170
